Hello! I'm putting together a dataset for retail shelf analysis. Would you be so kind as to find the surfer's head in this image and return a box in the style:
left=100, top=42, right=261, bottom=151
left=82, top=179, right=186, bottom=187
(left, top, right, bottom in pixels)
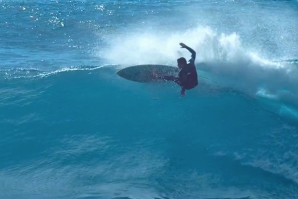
left=177, top=57, right=187, bottom=69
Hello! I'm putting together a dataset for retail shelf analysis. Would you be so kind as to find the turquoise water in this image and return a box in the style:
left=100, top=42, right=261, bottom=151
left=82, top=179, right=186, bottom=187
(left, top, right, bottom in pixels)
left=1, top=1, right=298, bottom=199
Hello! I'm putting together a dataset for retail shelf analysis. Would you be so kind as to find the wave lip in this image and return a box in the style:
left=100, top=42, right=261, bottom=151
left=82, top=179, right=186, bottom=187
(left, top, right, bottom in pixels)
left=0, top=65, right=109, bottom=80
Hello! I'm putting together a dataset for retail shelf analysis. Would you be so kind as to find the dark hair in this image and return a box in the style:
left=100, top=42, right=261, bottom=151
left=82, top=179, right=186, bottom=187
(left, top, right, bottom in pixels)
left=177, top=57, right=187, bottom=65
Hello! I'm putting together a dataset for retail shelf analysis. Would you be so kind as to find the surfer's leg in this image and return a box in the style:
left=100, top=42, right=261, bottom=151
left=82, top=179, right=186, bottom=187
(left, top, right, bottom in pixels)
left=173, top=78, right=182, bottom=86
left=162, top=76, right=183, bottom=86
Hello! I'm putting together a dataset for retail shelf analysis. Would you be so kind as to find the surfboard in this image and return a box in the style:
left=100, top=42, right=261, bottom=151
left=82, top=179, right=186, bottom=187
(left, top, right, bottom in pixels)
left=116, top=64, right=179, bottom=83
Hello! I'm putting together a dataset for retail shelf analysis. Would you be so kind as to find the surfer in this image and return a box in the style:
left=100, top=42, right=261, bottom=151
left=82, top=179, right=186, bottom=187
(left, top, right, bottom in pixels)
left=163, top=43, right=198, bottom=96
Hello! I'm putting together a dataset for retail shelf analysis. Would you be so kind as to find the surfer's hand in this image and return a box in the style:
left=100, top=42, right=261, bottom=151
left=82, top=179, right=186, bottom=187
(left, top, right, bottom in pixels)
left=179, top=43, right=187, bottom=48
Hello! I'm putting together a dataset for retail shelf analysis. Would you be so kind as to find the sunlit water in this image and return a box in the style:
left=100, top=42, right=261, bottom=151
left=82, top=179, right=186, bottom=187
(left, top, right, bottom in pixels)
left=1, top=1, right=298, bottom=199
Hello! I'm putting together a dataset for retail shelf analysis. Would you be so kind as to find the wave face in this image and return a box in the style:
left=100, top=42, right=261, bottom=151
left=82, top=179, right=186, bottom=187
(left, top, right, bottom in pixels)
left=1, top=1, right=298, bottom=199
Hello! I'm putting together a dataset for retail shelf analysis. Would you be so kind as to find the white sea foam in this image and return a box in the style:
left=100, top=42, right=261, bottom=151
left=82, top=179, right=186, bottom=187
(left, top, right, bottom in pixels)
left=99, top=25, right=298, bottom=105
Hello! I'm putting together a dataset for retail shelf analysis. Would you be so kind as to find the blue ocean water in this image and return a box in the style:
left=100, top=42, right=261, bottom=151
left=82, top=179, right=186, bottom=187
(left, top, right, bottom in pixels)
left=1, top=0, right=298, bottom=198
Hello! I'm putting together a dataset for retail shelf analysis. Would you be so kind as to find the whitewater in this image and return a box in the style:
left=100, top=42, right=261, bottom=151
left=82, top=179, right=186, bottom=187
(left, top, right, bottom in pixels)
left=1, top=0, right=298, bottom=199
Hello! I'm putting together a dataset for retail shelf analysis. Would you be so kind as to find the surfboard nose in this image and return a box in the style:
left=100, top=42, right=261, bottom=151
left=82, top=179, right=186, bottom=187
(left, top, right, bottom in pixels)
left=116, top=69, right=124, bottom=77
left=116, top=68, right=131, bottom=80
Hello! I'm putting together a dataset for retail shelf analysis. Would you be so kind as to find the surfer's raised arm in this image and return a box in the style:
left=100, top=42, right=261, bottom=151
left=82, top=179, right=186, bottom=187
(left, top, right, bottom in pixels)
left=179, top=43, right=196, bottom=64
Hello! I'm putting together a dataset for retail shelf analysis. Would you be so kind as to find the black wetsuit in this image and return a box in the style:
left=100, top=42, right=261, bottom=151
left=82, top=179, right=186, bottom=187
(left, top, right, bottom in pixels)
left=178, top=46, right=198, bottom=90
left=163, top=46, right=198, bottom=90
